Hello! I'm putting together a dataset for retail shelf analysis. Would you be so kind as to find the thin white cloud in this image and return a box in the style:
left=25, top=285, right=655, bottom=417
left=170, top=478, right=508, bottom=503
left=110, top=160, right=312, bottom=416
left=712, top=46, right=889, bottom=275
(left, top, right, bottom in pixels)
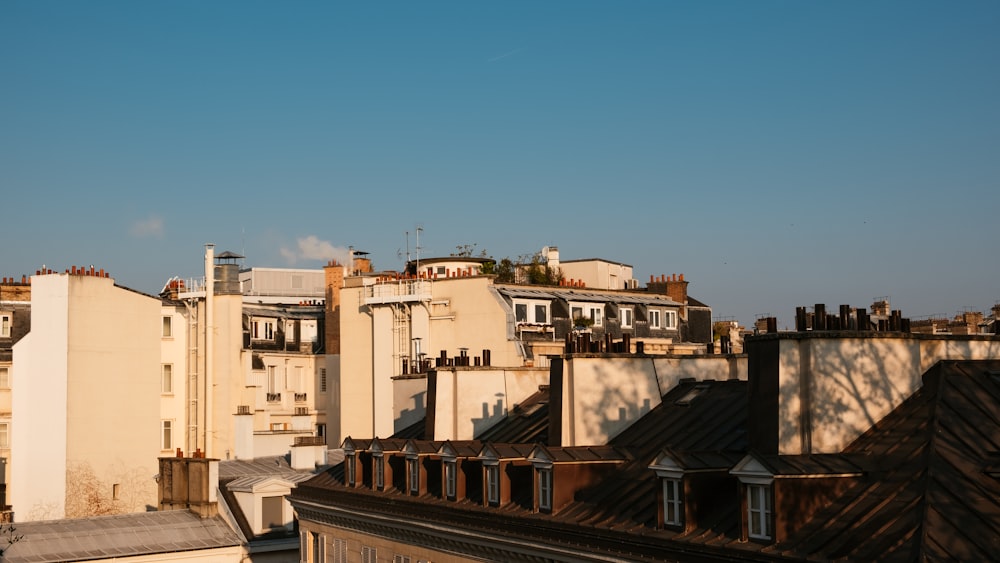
left=130, top=215, right=165, bottom=239
left=280, top=235, right=352, bottom=266
left=488, top=47, right=525, bottom=62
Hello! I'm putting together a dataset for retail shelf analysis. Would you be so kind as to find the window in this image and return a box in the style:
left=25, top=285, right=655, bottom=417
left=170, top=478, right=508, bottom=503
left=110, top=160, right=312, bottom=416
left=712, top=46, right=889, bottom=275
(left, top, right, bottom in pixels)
left=486, top=463, right=500, bottom=505
left=267, top=366, right=279, bottom=394
left=361, top=545, right=377, bottom=563
left=0, top=422, right=9, bottom=449
left=332, top=538, right=347, bottom=563
left=649, top=310, right=661, bottom=329
left=445, top=460, right=457, bottom=500
left=253, top=320, right=276, bottom=340
left=0, top=367, right=9, bottom=389
left=112, top=483, right=121, bottom=500
left=515, top=303, right=528, bottom=323
left=665, top=310, right=678, bottom=329
left=569, top=303, right=603, bottom=326
left=0, top=314, right=11, bottom=338
left=408, top=458, right=420, bottom=494
left=375, top=455, right=385, bottom=490
left=747, top=484, right=772, bottom=540
left=393, top=555, right=412, bottom=563
left=312, top=532, right=325, bottom=563
left=262, top=496, right=284, bottom=529
left=513, top=299, right=549, bottom=324
left=346, top=453, right=356, bottom=486
left=161, top=420, right=173, bottom=450
left=538, top=467, right=553, bottom=511
left=621, top=307, right=634, bottom=328
left=534, top=304, right=548, bottom=324
left=663, top=478, right=682, bottom=526
left=161, top=316, right=172, bottom=337
left=320, top=368, right=327, bottom=393
left=161, top=364, right=173, bottom=394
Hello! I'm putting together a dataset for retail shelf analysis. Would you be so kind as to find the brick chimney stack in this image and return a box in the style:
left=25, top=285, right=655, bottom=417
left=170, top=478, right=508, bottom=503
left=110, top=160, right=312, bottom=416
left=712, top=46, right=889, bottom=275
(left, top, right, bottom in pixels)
left=324, top=261, right=345, bottom=355
left=157, top=453, right=220, bottom=518
left=647, top=273, right=689, bottom=318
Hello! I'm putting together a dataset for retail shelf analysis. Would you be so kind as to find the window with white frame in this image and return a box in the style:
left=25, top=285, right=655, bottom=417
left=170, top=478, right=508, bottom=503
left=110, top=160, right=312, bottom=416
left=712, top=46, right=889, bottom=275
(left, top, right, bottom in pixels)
left=445, top=460, right=457, bottom=499
left=361, top=545, right=377, bottom=563
left=161, top=316, right=172, bottom=338
left=649, top=310, right=661, bottom=329
left=0, top=422, right=9, bottom=449
left=161, top=420, right=173, bottom=450
left=267, top=366, right=279, bottom=394
left=1, top=313, right=11, bottom=338
left=0, top=367, right=9, bottom=389
left=662, top=478, right=682, bottom=526
left=486, top=463, right=500, bottom=505
left=375, top=454, right=385, bottom=490
left=664, top=310, right=678, bottom=329
left=747, top=483, right=772, bottom=540
left=408, top=457, right=419, bottom=495
left=346, top=453, right=356, bottom=486
left=161, top=364, right=173, bottom=394
left=253, top=319, right=276, bottom=340
left=570, top=303, right=603, bottom=327
left=513, top=299, right=549, bottom=324
left=538, top=467, right=553, bottom=511
left=621, top=307, right=634, bottom=328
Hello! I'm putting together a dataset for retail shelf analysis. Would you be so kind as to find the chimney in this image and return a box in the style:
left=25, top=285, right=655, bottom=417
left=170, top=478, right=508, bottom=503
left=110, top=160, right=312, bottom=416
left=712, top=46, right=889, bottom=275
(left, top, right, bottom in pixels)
left=324, top=261, right=345, bottom=355
left=157, top=454, right=220, bottom=518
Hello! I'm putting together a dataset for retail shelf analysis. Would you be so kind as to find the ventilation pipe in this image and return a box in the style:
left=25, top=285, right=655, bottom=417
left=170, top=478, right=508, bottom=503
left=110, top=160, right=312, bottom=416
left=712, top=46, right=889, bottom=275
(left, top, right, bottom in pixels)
left=204, top=244, right=215, bottom=457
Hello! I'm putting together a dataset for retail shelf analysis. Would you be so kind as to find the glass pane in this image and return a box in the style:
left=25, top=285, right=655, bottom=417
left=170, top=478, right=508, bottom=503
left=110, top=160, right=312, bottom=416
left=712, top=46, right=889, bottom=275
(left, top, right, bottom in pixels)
left=535, top=305, right=547, bottom=323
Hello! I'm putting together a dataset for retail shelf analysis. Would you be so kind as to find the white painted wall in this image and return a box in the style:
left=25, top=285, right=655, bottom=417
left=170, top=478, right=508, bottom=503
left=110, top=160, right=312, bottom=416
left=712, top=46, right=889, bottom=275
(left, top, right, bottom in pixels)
left=429, top=367, right=549, bottom=441
left=559, top=355, right=748, bottom=447
left=776, top=335, right=1000, bottom=455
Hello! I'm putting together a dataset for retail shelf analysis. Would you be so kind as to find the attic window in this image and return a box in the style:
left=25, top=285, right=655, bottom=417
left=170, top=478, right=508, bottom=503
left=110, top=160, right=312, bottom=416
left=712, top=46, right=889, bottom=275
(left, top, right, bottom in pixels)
left=674, top=384, right=710, bottom=406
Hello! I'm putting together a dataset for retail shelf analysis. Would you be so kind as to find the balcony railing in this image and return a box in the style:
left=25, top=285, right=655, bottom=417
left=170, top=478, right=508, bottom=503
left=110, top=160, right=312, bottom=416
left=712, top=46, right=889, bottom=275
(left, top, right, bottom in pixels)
left=364, top=280, right=431, bottom=305
left=266, top=392, right=282, bottom=402
left=294, top=393, right=307, bottom=402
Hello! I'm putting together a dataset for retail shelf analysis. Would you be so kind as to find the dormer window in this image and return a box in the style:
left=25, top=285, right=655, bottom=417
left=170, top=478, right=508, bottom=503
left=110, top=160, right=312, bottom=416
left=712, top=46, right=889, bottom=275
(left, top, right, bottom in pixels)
left=346, top=453, right=357, bottom=487
left=731, top=453, right=775, bottom=543
left=445, top=460, right=457, bottom=500
left=620, top=307, right=634, bottom=329
left=514, top=299, right=550, bottom=325
left=570, top=303, right=603, bottom=327
left=537, top=467, right=553, bottom=512
left=374, top=454, right=385, bottom=490
left=649, top=450, right=688, bottom=529
left=747, top=483, right=772, bottom=540
left=485, top=463, right=500, bottom=506
left=407, top=457, right=419, bottom=495
left=662, top=478, right=682, bottom=526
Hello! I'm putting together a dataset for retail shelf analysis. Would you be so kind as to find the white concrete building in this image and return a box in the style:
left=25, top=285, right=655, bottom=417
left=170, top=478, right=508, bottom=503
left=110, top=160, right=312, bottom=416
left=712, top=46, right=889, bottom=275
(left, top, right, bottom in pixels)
left=11, top=269, right=162, bottom=520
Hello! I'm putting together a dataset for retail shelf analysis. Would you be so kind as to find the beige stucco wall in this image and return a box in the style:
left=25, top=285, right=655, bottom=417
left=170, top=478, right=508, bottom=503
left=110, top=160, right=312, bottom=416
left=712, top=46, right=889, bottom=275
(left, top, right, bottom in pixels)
left=428, top=367, right=549, bottom=441
left=160, top=304, right=189, bottom=455
left=559, top=355, right=748, bottom=447
left=777, top=335, right=1000, bottom=455
left=13, top=273, right=161, bottom=520
left=299, top=519, right=479, bottom=563
left=337, top=276, right=525, bottom=443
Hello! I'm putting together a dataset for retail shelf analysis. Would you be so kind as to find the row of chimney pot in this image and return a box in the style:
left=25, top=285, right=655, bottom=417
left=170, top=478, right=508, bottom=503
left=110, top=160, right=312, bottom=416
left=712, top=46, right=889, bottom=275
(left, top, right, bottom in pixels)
left=173, top=448, right=207, bottom=459
left=401, top=349, right=493, bottom=374
left=650, top=273, right=685, bottom=283
left=795, top=304, right=910, bottom=333
left=0, top=276, right=30, bottom=284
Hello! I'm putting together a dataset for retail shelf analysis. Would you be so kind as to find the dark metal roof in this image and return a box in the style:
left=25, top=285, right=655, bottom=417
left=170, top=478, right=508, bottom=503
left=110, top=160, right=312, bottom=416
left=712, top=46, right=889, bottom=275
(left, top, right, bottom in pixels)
left=770, top=359, right=1000, bottom=562
left=476, top=386, right=550, bottom=444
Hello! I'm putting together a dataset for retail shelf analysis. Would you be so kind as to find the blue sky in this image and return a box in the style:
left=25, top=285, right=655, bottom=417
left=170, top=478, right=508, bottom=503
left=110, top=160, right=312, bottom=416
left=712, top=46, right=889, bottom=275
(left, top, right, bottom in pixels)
left=2, top=1, right=998, bottom=329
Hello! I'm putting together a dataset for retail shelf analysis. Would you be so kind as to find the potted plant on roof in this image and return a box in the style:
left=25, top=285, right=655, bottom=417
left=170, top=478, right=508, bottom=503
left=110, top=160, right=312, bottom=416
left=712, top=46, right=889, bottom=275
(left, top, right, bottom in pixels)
left=573, top=315, right=595, bottom=332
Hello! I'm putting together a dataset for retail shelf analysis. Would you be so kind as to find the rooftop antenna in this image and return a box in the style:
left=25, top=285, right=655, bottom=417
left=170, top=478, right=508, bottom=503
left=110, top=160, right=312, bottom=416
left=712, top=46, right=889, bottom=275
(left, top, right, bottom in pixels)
left=415, top=225, right=423, bottom=275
